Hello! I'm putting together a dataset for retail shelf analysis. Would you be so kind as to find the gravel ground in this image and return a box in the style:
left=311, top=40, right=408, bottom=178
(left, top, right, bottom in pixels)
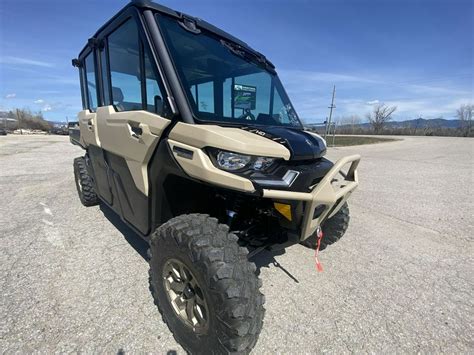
left=0, top=134, right=473, bottom=353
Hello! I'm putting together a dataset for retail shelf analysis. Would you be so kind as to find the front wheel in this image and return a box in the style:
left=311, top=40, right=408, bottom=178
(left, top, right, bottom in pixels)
left=148, top=214, right=264, bottom=354
left=301, top=202, right=350, bottom=250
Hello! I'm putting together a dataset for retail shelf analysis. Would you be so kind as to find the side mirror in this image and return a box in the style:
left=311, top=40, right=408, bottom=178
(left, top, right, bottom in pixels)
left=154, top=95, right=164, bottom=116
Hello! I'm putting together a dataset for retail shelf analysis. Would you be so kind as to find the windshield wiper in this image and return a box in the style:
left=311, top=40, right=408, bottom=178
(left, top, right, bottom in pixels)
left=220, top=40, right=275, bottom=73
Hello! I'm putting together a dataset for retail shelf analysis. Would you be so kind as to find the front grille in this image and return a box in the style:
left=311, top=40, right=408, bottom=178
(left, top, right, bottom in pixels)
left=252, top=157, right=334, bottom=192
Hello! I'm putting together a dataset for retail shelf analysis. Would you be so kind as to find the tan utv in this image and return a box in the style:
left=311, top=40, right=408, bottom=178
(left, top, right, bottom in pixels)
left=70, top=0, right=360, bottom=353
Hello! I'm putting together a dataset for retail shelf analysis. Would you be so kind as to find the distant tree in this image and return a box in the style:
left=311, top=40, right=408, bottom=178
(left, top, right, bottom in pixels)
left=424, top=117, right=442, bottom=136
left=456, top=104, right=473, bottom=137
left=412, top=116, right=423, bottom=135
left=13, top=108, right=52, bottom=131
left=366, top=103, right=397, bottom=133
left=339, top=115, right=361, bottom=134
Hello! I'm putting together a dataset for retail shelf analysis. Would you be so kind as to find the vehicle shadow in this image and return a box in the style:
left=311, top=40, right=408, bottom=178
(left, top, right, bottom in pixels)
left=99, top=203, right=299, bottom=283
left=249, top=249, right=300, bottom=283
left=99, top=203, right=149, bottom=261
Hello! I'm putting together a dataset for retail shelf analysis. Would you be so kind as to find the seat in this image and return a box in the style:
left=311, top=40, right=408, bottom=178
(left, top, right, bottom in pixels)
left=112, top=86, right=125, bottom=111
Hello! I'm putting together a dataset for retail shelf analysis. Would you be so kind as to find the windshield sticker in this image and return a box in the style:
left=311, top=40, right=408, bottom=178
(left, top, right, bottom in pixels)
left=234, top=84, right=257, bottom=110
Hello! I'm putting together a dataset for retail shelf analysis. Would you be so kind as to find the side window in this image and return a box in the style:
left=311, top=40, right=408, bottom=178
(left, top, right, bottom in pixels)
left=106, top=18, right=169, bottom=116
left=84, top=52, right=98, bottom=111
left=223, top=78, right=232, bottom=117
left=100, top=47, right=110, bottom=106
left=272, top=86, right=296, bottom=125
left=190, top=82, right=214, bottom=113
left=79, top=67, right=87, bottom=110
left=143, top=49, right=168, bottom=116
left=107, top=19, right=142, bottom=111
left=272, top=87, right=287, bottom=123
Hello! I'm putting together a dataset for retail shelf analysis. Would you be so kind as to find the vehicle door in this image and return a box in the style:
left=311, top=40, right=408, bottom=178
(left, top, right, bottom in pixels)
left=93, top=12, right=172, bottom=234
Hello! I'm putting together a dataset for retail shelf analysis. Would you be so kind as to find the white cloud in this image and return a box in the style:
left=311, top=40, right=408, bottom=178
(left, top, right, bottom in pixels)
left=384, top=97, right=473, bottom=118
left=276, top=68, right=473, bottom=122
left=4, top=93, right=16, bottom=99
left=279, top=70, right=379, bottom=85
left=42, top=104, right=52, bottom=112
left=366, top=100, right=379, bottom=105
left=405, top=83, right=472, bottom=97
left=0, top=56, right=53, bottom=68
left=34, top=99, right=44, bottom=104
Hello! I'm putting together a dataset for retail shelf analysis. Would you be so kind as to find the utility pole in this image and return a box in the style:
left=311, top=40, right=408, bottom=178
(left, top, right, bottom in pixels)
left=323, top=117, right=328, bottom=139
left=326, top=85, right=336, bottom=137
left=16, top=109, right=22, bottom=135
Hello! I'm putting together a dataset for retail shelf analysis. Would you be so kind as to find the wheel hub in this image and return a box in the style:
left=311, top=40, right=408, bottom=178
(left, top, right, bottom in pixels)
left=183, top=284, right=195, bottom=299
left=162, top=259, right=209, bottom=332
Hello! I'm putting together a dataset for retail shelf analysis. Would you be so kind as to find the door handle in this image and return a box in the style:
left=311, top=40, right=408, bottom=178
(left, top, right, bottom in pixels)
left=130, top=125, right=143, bottom=139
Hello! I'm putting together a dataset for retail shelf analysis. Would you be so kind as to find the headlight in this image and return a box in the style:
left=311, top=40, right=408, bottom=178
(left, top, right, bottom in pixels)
left=213, top=149, right=276, bottom=172
left=216, top=151, right=251, bottom=171
left=253, top=156, right=275, bottom=171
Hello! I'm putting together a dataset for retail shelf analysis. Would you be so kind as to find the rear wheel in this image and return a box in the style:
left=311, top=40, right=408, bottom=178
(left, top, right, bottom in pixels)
left=301, top=202, right=350, bottom=250
left=73, top=156, right=99, bottom=206
left=148, top=214, right=264, bottom=354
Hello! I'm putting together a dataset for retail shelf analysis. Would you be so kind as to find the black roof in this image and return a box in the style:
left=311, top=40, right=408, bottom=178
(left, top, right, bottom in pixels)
left=78, top=0, right=260, bottom=59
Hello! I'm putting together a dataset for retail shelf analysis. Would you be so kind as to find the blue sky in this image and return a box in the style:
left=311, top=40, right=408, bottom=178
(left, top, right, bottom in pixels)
left=0, top=0, right=472, bottom=123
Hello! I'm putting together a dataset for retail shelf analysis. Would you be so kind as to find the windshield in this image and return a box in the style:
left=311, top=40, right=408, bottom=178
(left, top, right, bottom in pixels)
left=157, top=15, right=302, bottom=128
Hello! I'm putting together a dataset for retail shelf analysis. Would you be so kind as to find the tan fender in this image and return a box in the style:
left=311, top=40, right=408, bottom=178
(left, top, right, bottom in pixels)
left=168, top=122, right=291, bottom=160
left=168, top=140, right=256, bottom=192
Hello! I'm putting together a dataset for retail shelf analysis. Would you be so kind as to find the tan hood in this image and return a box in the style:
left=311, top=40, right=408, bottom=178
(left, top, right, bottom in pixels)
left=168, top=122, right=291, bottom=160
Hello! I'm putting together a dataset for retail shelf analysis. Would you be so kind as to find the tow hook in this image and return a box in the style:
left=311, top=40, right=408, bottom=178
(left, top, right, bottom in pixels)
left=314, top=226, right=324, bottom=272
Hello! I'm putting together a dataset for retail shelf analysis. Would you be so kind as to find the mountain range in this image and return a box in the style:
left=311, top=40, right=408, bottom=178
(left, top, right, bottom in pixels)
left=305, top=118, right=463, bottom=129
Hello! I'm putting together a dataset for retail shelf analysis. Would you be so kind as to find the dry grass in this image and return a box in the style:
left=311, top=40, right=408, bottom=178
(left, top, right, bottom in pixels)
left=326, top=135, right=399, bottom=146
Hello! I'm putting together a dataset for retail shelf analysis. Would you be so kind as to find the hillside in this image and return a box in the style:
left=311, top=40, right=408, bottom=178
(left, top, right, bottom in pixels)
left=305, top=117, right=472, bottom=137
left=305, top=117, right=462, bottom=129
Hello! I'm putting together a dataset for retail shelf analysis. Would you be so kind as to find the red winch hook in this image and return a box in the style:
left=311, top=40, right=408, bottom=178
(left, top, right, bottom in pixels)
left=314, top=226, right=324, bottom=272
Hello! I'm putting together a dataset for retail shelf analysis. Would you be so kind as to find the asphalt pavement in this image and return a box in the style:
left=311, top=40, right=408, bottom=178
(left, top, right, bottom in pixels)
left=0, top=134, right=473, bottom=353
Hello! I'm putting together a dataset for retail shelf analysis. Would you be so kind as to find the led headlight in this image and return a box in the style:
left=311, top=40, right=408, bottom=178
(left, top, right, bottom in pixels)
left=253, top=156, right=275, bottom=171
left=214, top=150, right=276, bottom=172
left=216, top=151, right=251, bottom=171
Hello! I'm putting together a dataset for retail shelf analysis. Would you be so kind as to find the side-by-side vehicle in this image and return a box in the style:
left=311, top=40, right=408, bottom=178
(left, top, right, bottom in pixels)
left=71, top=1, right=360, bottom=353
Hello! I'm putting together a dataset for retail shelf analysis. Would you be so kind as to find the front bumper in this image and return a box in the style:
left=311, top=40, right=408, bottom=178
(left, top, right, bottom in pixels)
left=261, top=155, right=361, bottom=241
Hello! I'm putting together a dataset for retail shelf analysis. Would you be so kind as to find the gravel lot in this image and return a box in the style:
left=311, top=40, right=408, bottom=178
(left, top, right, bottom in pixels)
left=1, top=134, right=473, bottom=353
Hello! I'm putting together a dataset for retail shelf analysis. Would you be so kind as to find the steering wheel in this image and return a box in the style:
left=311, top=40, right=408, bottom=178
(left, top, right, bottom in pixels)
left=238, top=108, right=256, bottom=121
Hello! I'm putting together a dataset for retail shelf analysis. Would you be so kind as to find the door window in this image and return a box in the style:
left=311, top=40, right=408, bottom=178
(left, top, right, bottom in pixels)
left=143, top=48, right=168, bottom=116
left=194, top=82, right=214, bottom=113
left=107, top=19, right=142, bottom=111
left=99, top=47, right=110, bottom=106
left=84, top=52, right=98, bottom=111
left=104, top=18, right=169, bottom=116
